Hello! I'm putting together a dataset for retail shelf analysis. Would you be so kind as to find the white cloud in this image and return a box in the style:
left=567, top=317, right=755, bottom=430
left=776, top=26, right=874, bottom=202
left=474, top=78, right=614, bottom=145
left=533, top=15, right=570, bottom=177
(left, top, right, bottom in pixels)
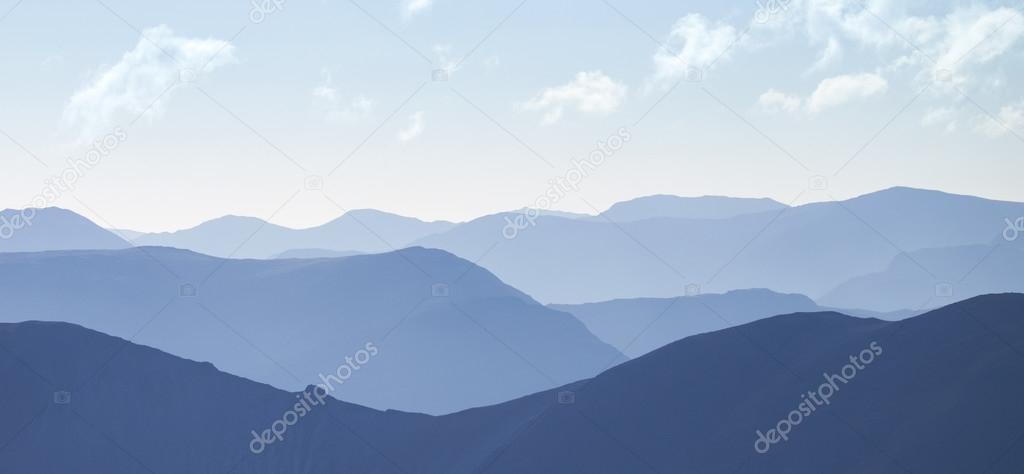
left=433, top=44, right=460, bottom=77
left=758, top=89, right=802, bottom=113
left=521, top=71, right=628, bottom=125
left=652, top=14, right=738, bottom=86
left=312, top=71, right=374, bottom=121
left=752, top=2, right=1023, bottom=95
left=398, top=111, right=425, bottom=142
left=806, top=36, right=842, bottom=75
left=402, top=0, right=432, bottom=19
left=921, top=107, right=958, bottom=132
left=975, top=101, right=1024, bottom=138
left=807, top=73, right=888, bottom=113
left=62, top=25, right=236, bottom=141
left=930, top=7, right=1024, bottom=90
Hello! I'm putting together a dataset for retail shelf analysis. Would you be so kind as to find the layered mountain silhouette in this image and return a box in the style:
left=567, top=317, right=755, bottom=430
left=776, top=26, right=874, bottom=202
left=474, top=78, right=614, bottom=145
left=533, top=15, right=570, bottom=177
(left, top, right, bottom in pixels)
left=415, top=187, right=1024, bottom=304
left=132, top=209, right=455, bottom=258
left=822, top=242, right=1024, bottom=312
left=2, top=294, right=1021, bottom=473
left=0, top=247, right=622, bottom=414
left=272, top=248, right=364, bottom=259
left=553, top=289, right=918, bottom=357
left=593, top=194, right=787, bottom=221
left=0, top=208, right=127, bottom=253
left=6, top=188, right=1022, bottom=310
left=552, top=289, right=823, bottom=357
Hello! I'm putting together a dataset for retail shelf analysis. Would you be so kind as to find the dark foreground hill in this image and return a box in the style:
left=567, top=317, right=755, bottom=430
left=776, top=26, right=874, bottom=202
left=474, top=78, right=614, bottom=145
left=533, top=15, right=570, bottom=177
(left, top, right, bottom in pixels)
left=1, top=294, right=1022, bottom=473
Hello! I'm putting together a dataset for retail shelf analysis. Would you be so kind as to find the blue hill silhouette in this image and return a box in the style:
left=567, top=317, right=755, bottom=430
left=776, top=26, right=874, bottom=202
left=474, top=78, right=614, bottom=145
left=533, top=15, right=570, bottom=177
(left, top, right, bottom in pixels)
left=415, top=187, right=1024, bottom=304
left=822, top=242, right=1024, bottom=311
left=552, top=289, right=823, bottom=357
left=0, top=207, right=127, bottom=252
left=0, top=246, right=622, bottom=414
left=1, top=294, right=1021, bottom=472
left=595, top=194, right=787, bottom=221
left=132, top=209, right=455, bottom=258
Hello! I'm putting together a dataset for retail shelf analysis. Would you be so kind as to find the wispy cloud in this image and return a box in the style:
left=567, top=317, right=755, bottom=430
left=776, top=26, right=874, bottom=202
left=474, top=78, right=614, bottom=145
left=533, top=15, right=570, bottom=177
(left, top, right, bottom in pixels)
left=62, top=25, right=236, bottom=141
left=974, top=100, right=1024, bottom=138
left=757, top=89, right=802, bottom=114
left=757, top=73, right=887, bottom=115
left=650, top=13, right=738, bottom=87
left=398, top=111, right=425, bottom=141
left=312, top=70, right=374, bottom=121
left=402, top=0, right=432, bottom=20
left=806, top=37, right=842, bottom=75
left=807, top=73, right=888, bottom=114
left=521, top=71, right=627, bottom=125
left=922, top=107, right=958, bottom=132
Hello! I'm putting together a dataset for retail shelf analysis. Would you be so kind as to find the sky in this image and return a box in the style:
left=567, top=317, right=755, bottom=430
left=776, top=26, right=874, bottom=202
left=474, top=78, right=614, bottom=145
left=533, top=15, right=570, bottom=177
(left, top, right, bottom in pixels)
left=1, top=0, right=1023, bottom=231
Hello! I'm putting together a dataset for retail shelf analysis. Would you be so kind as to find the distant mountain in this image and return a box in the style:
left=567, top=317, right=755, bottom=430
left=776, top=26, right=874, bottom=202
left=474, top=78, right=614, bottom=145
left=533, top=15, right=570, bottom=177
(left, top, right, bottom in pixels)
left=596, top=194, right=787, bottom=222
left=821, top=242, right=1024, bottom=312
left=415, top=187, right=1024, bottom=304
left=133, top=209, right=456, bottom=258
left=0, top=208, right=128, bottom=253
left=272, top=248, right=364, bottom=259
left=2, top=294, right=1022, bottom=472
left=107, top=228, right=146, bottom=241
left=552, top=289, right=822, bottom=357
left=510, top=208, right=593, bottom=219
left=0, top=246, right=622, bottom=414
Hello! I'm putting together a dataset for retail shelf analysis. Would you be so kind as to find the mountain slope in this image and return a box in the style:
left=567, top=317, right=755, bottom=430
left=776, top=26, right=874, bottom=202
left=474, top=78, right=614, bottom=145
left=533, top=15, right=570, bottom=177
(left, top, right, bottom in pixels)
left=552, top=289, right=822, bottom=357
left=821, top=242, right=1024, bottom=312
left=1, top=294, right=1022, bottom=473
left=485, top=293, right=1024, bottom=473
left=415, top=187, right=1024, bottom=303
left=0, top=247, right=622, bottom=414
left=596, top=194, right=786, bottom=221
left=0, top=208, right=128, bottom=252
left=134, top=210, right=455, bottom=258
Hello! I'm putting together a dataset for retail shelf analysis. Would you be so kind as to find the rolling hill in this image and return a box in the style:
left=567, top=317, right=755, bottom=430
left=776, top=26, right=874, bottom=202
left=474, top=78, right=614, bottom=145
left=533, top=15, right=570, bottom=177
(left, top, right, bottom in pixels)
left=0, top=246, right=622, bottom=414
left=1, top=294, right=1021, bottom=472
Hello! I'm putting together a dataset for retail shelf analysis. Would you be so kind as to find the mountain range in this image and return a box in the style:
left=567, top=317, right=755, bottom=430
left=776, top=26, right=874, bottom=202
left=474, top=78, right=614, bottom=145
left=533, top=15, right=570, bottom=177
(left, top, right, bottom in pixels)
left=1, top=294, right=1021, bottom=473
left=0, top=208, right=128, bottom=253
left=4, top=187, right=1022, bottom=312
left=0, top=246, right=622, bottom=414
left=131, top=209, right=455, bottom=259
left=414, top=187, right=1024, bottom=304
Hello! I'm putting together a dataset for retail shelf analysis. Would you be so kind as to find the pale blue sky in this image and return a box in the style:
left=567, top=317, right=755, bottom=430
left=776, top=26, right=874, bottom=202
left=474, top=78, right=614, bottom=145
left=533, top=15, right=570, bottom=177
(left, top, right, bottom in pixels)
left=1, top=0, right=1022, bottom=231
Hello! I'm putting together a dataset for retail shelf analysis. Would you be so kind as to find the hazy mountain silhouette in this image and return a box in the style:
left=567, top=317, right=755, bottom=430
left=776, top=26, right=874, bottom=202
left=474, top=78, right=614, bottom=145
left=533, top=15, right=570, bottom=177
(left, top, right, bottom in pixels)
left=415, top=187, right=1024, bottom=303
left=0, top=246, right=621, bottom=414
left=2, top=294, right=1021, bottom=472
left=822, top=242, right=1024, bottom=312
left=133, top=209, right=455, bottom=258
left=552, top=289, right=823, bottom=357
left=0, top=208, right=127, bottom=253
left=595, top=194, right=787, bottom=221
left=107, top=228, right=146, bottom=241
left=272, top=248, right=365, bottom=259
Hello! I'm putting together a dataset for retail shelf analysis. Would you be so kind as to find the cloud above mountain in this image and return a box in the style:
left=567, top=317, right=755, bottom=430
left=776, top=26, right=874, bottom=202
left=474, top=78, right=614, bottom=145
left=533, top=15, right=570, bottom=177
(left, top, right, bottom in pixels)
left=521, top=71, right=627, bottom=125
left=650, top=13, right=738, bottom=87
left=62, top=25, right=236, bottom=141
